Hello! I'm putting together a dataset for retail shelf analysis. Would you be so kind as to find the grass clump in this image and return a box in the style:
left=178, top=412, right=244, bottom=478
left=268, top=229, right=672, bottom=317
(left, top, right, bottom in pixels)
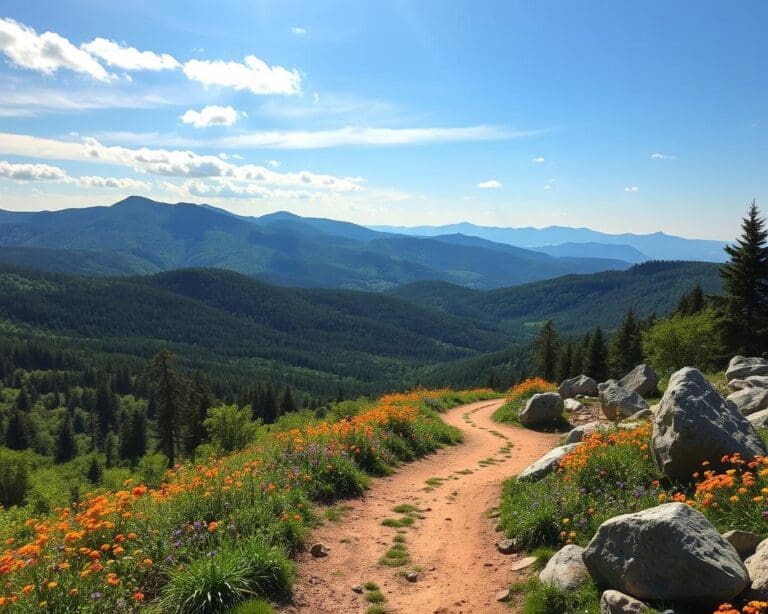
left=519, top=577, right=601, bottom=614
left=392, top=503, right=419, bottom=514
left=365, top=590, right=386, bottom=603
left=425, top=477, right=445, bottom=487
left=324, top=504, right=354, bottom=522
left=228, top=599, right=277, bottom=614
left=381, top=515, right=415, bottom=528
left=367, top=606, right=387, bottom=614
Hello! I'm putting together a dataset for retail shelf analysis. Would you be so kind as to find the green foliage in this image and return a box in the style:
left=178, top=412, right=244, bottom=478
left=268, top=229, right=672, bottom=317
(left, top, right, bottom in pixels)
left=642, top=310, right=718, bottom=374
left=609, top=309, right=643, bottom=378
left=161, top=541, right=292, bottom=614
left=227, top=598, right=276, bottom=614
left=204, top=404, right=260, bottom=453
left=0, top=448, right=29, bottom=507
left=534, top=321, right=558, bottom=381
left=137, top=452, right=170, bottom=489
left=519, top=577, right=601, bottom=614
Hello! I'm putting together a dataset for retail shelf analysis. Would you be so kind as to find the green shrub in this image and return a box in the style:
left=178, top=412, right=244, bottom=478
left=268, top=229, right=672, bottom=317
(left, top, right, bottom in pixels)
left=137, top=452, right=169, bottom=488
left=204, top=404, right=260, bottom=453
left=642, top=310, right=718, bottom=374
left=228, top=598, right=276, bottom=614
left=520, top=577, right=601, bottom=614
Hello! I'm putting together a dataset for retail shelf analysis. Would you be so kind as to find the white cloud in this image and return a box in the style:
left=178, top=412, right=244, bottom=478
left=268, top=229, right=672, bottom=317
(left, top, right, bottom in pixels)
left=477, top=179, right=501, bottom=189
left=291, top=27, right=307, bottom=36
left=624, top=186, right=639, bottom=192
left=0, top=18, right=111, bottom=80
left=215, top=125, right=535, bottom=149
left=180, top=105, right=242, bottom=128
left=265, top=159, right=280, bottom=167
left=183, top=56, right=301, bottom=95
left=178, top=178, right=327, bottom=201
left=531, top=156, right=545, bottom=163
left=76, top=175, right=150, bottom=189
left=0, top=160, right=68, bottom=181
left=650, top=152, right=676, bottom=160
left=81, top=38, right=179, bottom=71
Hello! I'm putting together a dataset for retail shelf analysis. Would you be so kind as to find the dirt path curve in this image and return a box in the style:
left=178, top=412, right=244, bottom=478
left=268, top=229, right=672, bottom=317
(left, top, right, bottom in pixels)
left=282, top=399, right=561, bottom=614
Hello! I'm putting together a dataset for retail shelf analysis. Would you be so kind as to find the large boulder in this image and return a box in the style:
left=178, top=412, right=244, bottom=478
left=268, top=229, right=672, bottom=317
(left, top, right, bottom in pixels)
left=518, top=392, right=564, bottom=427
left=518, top=444, right=581, bottom=482
left=559, top=375, right=598, bottom=399
left=598, top=379, right=618, bottom=394
left=539, top=544, right=589, bottom=590
left=727, top=376, right=768, bottom=392
left=600, top=384, right=648, bottom=421
left=726, top=356, right=768, bottom=382
left=746, top=538, right=768, bottom=600
left=583, top=503, right=749, bottom=604
left=599, top=590, right=651, bottom=614
left=723, top=530, right=763, bottom=560
left=618, top=364, right=660, bottom=398
left=748, top=408, right=768, bottom=429
left=651, top=367, right=767, bottom=482
left=727, top=387, right=768, bottom=416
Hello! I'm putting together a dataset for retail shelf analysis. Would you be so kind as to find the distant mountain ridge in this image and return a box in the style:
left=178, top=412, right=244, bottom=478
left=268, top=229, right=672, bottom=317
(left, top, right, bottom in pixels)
left=0, top=196, right=634, bottom=290
left=371, top=222, right=728, bottom=263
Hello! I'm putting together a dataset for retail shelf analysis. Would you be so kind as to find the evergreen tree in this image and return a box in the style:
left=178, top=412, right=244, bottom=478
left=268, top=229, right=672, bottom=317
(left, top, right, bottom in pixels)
left=104, top=431, right=118, bottom=468
left=585, top=327, right=609, bottom=382
left=609, top=309, right=643, bottom=377
left=119, top=405, right=147, bottom=466
left=534, top=320, right=559, bottom=381
left=94, top=379, right=117, bottom=441
left=182, top=371, right=212, bottom=456
left=717, top=201, right=768, bottom=355
left=5, top=409, right=30, bottom=450
left=54, top=415, right=77, bottom=463
left=147, top=351, right=186, bottom=467
left=15, top=389, right=30, bottom=412
left=86, top=456, right=103, bottom=484
left=557, top=342, right=574, bottom=382
left=280, top=385, right=296, bottom=415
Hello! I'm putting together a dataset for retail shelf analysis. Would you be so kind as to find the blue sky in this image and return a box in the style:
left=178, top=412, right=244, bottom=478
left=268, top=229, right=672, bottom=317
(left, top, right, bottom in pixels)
left=0, top=1, right=765, bottom=239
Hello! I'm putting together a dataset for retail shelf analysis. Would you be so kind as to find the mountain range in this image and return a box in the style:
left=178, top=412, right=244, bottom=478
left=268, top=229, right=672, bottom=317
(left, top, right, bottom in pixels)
left=372, top=222, right=728, bottom=263
left=0, top=196, right=727, bottom=290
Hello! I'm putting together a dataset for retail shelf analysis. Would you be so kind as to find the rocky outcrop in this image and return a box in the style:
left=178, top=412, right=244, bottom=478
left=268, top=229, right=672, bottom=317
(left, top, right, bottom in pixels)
left=559, top=375, right=598, bottom=399
left=583, top=503, right=749, bottom=603
left=599, top=590, right=651, bottom=614
left=745, top=538, right=768, bottom=600
left=727, top=387, right=768, bottom=416
left=618, top=364, right=659, bottom=398
left=726, top=356, right=768, bottom=382
left=518, top=392, right=564, bottom=427
left=539, top=544, right=589, bottom=590
left=748, top=408, right=768, bottom=429
left=598, top=379, right=618, bottom=394
left=627, top=407, right=653, bottom=421
left=723, top=529, right=763, bottom=560
left=651, top=367, right=766, bottom=482
left=518, top=444, right=581, bottom=482
left=600, top=384, right=648, bottom=421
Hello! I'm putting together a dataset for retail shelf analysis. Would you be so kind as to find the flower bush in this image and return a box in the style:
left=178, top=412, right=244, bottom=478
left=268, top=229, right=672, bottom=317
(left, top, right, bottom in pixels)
left=0, top=388, right=496, bottom=611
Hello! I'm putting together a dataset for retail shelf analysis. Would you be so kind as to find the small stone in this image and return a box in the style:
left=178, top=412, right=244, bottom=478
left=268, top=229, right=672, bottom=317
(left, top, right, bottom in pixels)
left=510, top=556, right=537, bottom=571
left=496, top=538, right=518, bottom=554
left=406, top=572, right=419, bottom=582
left=352, top=584, right=364, bottom=594
left=310, top=543, right=328, bottom=558
left=496, top=589, right=513, bottom=603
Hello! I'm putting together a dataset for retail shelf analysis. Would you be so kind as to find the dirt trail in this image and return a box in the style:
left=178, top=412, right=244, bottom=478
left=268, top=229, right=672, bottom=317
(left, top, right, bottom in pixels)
left=282, top=399, right=560, bottom=614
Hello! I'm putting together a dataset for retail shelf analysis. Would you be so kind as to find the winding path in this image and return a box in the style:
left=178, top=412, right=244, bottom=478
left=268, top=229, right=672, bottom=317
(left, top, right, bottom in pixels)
left=282, top=399, right=560, bottom=614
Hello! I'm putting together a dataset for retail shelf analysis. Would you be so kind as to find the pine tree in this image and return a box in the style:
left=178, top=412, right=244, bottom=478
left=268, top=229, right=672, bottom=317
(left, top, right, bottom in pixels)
left=182, top=371, right=212, bottom=455
left=118, top=405, right=147, bottom=466
left=5, top=409, right=30, bottom=450
left=717, top=201, right=768, bottom=355
left=86, top=456, right=103, bottom=484
left=609, top=309, right=643, bottom=377
left=534, top=320, right=559, bottom=381
left=54, top=415, right=77, bottom=463
left=557, top=342, right=573, bottom=382
left=280, top=385, right=296, bottom=415
left=15, top=389, right=30, bottom=412
left=94, top=379, right=117, bottom=441
left=104, top=431, right=118, bottom=468
left=585, top=327, right=609, bottom=382
left=147, top=351, right=187, bottom=467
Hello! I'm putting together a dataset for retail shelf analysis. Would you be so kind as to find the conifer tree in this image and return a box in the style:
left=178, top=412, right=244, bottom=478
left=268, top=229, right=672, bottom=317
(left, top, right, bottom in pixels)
left=86, top=456, right=103, bottom=484
left=609, top=309, right=643, bottom=377
left=54, top=415, right=77, bottom=463
left=119, top=405, right=147, bottom=466
left=147, top=351, right=187, bottom=467
left=280, top=385, right=296, bottom=415
left=717, top=201, right=768, bottom=355
left=585, top=327, right=609, bottom=382
left=5, top=409, right=30, bottom=450
left=104, top=431, right=118, bottom=468
left=534, top=320, right=559, bottom=381
left=557, top=342, right=574, bottom=382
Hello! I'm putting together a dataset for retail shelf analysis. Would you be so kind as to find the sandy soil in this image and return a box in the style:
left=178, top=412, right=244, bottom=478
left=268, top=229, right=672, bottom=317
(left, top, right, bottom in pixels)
left=281, top=399, right=561, bottom=614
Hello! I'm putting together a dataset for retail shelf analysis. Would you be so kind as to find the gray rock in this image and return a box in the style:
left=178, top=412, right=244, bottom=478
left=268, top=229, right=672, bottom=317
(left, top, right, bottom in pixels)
left=496, top=538, right=518, bottom=555
left=746, top=538, right=768, bottom=600
left=726, top=356, right=768, bottom=382
left=518, top=444, right=581, bottom=482
left=729, top=378, right=753, bottom=392
left=405, top=571, right=418, bottom=582
left=747, top=376, right=768, bottom=389
left=310, top=543, right=329, bottom=557
left=565, top=398, right=586, bottom=413
left=600, top=590, right=651, bottom=614
left=519, top=392, right=564, bottom=427
left=600, top=384, right=649, bottom=421
left=627, top=407, right=653, bottom=421
left=539, top=544, right=589, bottom=590
left=723, top=530, right=763, bottom=559
left=598, top=379, right=618, bottom=393
left=728, top=387, right=768, bottom=416
left=565, top=422, right=604, bottom=444
left=496, top=588, right=513, bottom=602
left=351, top=584, right=364, bottom=594
left=559, top=375, right=599, bottom=399
left=619, top=364, right=660, bottom=398
left=651, top=368, right=767, bottom=482
left=748, top=408, right=768, bottom=428
left=583, top=503, right=749, bottom=603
